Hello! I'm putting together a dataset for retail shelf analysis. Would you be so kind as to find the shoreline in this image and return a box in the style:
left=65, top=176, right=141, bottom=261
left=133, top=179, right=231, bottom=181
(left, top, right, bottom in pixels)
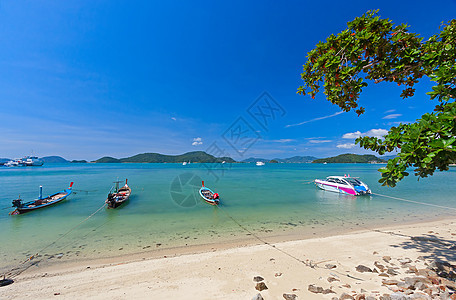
left=2, top=217, right=456, bottom=299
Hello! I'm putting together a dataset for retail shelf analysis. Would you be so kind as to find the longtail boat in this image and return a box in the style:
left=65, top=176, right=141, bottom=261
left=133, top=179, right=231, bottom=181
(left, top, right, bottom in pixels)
left=10, top=182, right=73, bottom=215
left=199, top=181, right=219, bottom=205
left=106, top=179, right=131, bottom=209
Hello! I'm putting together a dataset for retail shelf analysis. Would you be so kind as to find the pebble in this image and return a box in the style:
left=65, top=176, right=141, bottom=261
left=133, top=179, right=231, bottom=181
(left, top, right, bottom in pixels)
left=283, top=294, right=297, bottom=300
left=253, top=276, right=264, bottom=282
left=251, top=293, right=264, bottom=300
left=308, top=284, right=323, bottom=293
left=255, top=282, right=268, bottom=291
left=356, top=265, right=373, bottom=273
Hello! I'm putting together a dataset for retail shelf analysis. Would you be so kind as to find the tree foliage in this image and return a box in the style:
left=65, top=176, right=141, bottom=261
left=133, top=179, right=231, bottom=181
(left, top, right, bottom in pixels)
left=298, top=10, right=456, bottom=187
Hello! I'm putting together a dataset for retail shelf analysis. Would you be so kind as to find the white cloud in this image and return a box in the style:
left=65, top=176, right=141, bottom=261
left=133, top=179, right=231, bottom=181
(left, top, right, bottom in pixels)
left=337, top=143, right=356, bottom=149
left=384, top=109, right=396, bottom=114
left=342, top=131, right=362, bottom=139
left=382, top=114, right=402, bottom=119
left=341, top=128, right=388, bottom=140
left=285, top=111, right=344, bottom=128
left=171, top=117, right=177, bottom=121
left=192, top=137, right=203, bottom=146
left=365, top=129, right=388, bottom=138
left=271, top=139, right=295, bottom=143
left=309, top=139, right=332, bottom=144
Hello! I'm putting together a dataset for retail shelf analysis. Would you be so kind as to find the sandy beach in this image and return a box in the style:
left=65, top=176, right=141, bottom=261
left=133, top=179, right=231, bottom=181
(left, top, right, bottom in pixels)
left=1, top=218, right=456, bottom=299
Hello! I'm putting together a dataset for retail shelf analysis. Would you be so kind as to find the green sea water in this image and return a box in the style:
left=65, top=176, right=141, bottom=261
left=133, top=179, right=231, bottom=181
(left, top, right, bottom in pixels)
left=1, top=163, right=455, bottom=273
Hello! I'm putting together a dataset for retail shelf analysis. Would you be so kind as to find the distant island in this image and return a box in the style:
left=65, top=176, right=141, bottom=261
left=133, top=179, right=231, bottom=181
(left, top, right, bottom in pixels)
left=1, top=152, right=395, bottom=165
left=312, top=154, right=386, bottom=164
left=94, top=151, right=235, bottom=164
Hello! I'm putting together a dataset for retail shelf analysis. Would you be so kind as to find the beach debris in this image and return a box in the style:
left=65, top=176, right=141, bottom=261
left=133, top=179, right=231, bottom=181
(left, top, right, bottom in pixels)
left=255, top=282, right=268, bottom=291
left=356, top=265, right=373, bottom=273
left=253, top=276, right=264, bottom=282
left=283, top=293, right=297, bottom=300
left=328, top=276, right=340, bottom=283
left=308, top=284, right=324, bottom=293
left=251, top=293, right=264, bottom=300
left=56, top=253, right=63, bottom=259
left=275, top=272, right=282, bottom=277
left=54, top=292, right=60, bottom=296
left=326, top=263, right=337, bottom=269
left=0, top=279, right=14, bottom=287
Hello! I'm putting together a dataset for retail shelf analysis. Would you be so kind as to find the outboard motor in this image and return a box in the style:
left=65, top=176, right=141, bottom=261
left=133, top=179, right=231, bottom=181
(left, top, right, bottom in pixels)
left=12, top=199, right=23, bottom=208
left=107, top=193, right=115, bottom=205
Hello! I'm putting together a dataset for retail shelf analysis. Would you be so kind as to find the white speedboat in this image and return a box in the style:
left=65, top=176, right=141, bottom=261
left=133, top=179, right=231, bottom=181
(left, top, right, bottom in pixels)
left=256, top=161, right=265, bottom=166
left=314, top=175, right=371, bottom=196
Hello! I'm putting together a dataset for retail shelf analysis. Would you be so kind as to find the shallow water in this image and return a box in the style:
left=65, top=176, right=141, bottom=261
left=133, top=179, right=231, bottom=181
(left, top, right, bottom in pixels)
left=1, top=163, right=455, bottom=272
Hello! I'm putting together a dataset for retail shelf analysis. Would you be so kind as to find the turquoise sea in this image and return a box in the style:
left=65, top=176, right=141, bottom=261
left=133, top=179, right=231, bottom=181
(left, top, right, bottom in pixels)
left=1, top=163, right=456, bottom=274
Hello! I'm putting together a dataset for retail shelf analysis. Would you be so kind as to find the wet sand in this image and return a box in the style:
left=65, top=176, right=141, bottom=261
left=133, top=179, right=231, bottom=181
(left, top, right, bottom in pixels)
left=1, top=217, right=456, bottom=299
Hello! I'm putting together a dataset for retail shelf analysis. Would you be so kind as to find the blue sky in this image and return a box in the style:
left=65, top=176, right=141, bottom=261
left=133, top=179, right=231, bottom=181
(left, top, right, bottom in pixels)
left=1, top=1, right=455, bottom=160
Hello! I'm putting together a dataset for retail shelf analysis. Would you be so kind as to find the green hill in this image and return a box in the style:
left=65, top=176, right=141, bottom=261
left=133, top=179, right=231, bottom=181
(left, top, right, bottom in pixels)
left=95, top=157, right=121, bottom=163
left=94, top=151, right=236, bottom=164
left=312, top=154, right=386, bottom=163
left=40, top=156, right=69, bottom=163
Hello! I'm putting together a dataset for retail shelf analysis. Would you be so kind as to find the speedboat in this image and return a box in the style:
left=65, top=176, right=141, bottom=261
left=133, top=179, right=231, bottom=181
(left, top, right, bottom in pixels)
left=314, top=175, right=371, bottom=196
left=256, top=161, right=265, bottom=166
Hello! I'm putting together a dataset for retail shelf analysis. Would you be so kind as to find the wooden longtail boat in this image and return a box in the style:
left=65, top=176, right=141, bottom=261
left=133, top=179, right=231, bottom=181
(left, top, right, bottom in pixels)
left=106, top=179, right=131, bottom=209
left=199, top=181, right=219, bottom=205
left=10, top=182, right=73, bottom=215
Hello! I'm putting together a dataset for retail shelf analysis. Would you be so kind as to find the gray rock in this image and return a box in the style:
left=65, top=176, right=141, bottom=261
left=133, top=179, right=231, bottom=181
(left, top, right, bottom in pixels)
left=255, top=282, right=268, bottom=291
left=382, top=279, right=400, bottom=285
left=308, top=284, right=323, bottom=293
left=366, top=297, right=376, bottom=300
left=383, top=256, right=392, bottom=263
left=389, top=292, right=407, bottom=300
left=253, top=276, right=264, bottom=282
left=356, top=265, right=373, bottom=273
left=327, top=276, right=340, bottom=283
left=399, top=258, right=412, bottom=265
left=283, top=294, right=297, bottom=300
left=252, top=293, right=264, bottom=300
left=387, top=268, right=399, bottom=276
left=379, top=295, right=391, bottom=300
left=339, top=293, right=354, bottom=300
left=410, top=292, right=431, bottom=300
left=322, top=289, right=336, bottom=294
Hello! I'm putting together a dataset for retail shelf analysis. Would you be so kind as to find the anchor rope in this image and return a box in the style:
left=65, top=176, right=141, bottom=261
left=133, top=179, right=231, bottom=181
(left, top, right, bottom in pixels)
left=372, top=192, right=456, bottom=212
left=2, top=202, right=107, bottom=280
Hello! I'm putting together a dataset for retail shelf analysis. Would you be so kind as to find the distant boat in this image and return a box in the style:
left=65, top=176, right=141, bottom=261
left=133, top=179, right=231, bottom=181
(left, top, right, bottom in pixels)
left=4, top=156, right=43, bottom=167
left=10, top=182, right=73, bottom=214
left=20, top=156, right=44, bottom=166
left=199, top=181, right=219, bottom=205
left=106, top=179, right=131, bottom=209
left=256, top=161, right=265, bottom=166
left=323, top=162, right=327, bottom=165
left=314, top=175, right=371, bottom=196
left=182, top=161, right=187, bottom=165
